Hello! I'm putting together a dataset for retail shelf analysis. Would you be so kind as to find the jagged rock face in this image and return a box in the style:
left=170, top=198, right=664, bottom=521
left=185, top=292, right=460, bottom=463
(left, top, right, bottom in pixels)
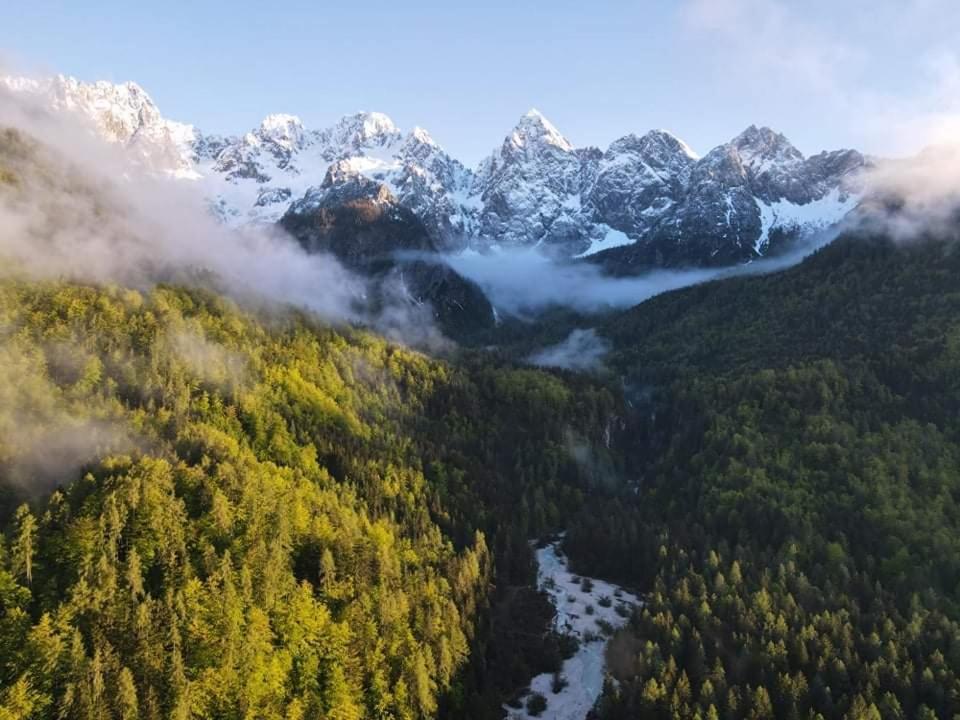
left=4, top=74, right=872, bottom=273
left=732, top=125, right=807, bottom=202
left=474, top=110, right=594, bottom=255
left=279, top=170, right=495, bottom=337
left=198, top=110, right=478, bottom=249
left=652, top=142, right=767, bottom=265
left=317, top=111, right=403, bottom=159
left=213, top=114, right=307, bottom=181
left=279, top=166, right=430, bottom=271
left=590, top=127, right=868, bottom=271
left=389, top=129, right=476, bottom=251
left=468, top=116, right=866, bottom=264
left=804, top=149, right=870, bottom=197
left=585, top=130, right=697, bottom=238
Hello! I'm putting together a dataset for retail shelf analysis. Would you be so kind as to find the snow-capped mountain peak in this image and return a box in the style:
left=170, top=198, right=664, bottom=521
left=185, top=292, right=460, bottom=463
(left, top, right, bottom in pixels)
left=407, top=126, right=439, bottom=148
left=397, top=127, right=453, bottom=168
left=44, top=75, right=162, bottom=142
left=731, top=124, right=804, bottom=171
left=607, top=130, right=700, bottom=169
left=193, top=106, right=475, bottom=241
left=323, top=111, right=402, bottom=154
left=508, top=108, right=574, bottom=153
left=645, top=129, right=700, bottom=161
left=256, top=114, right=306, bottom=149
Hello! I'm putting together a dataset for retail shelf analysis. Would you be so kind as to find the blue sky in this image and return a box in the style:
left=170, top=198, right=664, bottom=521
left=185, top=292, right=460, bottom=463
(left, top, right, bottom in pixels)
left=4, top=0, right=960, bottom=164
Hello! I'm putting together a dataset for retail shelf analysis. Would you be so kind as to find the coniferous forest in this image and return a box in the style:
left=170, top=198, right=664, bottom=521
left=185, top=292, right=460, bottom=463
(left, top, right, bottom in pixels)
left=0, top=276, right=628, bottom=719
left=568, top=235, right=960, bottom=719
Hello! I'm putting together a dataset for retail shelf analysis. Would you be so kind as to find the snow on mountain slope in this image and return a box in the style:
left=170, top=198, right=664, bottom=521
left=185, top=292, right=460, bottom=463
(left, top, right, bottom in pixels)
left=1, top=74, right=871, bottom=271
left=1, top=74, right=198, bottom=176
left=754, top=187, right=859, bottom=253
left=199, top=110, right=478, bottom=250
left=574, top=226, right=634, bottom=258
left=590, top=125, right=868, bottom=269
left=584, top=130, right=698, bottom=243
left=470, top=114, right=867, bottom=263
left=201, top=112, right=393, bottom=224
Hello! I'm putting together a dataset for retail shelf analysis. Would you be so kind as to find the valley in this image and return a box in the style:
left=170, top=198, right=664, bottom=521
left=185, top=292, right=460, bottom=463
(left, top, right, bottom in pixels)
left=503, top=537, right=639, bottom=720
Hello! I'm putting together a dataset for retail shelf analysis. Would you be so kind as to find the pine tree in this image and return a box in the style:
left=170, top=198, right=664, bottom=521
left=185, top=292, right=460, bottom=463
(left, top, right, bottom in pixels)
left=117, top=667, right=138, bottom=720
left=11, top=505, right=36, bottom=587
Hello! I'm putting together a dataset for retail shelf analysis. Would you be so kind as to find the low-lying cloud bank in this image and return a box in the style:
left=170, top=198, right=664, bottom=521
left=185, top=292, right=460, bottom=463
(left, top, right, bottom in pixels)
left=858, top=145, right=960, bottom=242
left=444, top=227, right=842, bottom=318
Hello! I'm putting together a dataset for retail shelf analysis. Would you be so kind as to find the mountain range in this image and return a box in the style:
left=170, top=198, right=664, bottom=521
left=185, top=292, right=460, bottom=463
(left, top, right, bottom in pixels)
left=1, top=74, right=870, bottom=272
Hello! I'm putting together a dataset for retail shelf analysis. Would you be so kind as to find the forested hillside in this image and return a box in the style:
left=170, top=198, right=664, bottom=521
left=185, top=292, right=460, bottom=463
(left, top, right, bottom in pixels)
left=0, top=277, right=624, bottom=719
left=562, top=234, right=960, bottom=719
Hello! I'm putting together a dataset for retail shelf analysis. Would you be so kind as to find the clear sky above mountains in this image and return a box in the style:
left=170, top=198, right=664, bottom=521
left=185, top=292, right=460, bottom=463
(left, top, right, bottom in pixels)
left=4, top=0, right=960, bottom=164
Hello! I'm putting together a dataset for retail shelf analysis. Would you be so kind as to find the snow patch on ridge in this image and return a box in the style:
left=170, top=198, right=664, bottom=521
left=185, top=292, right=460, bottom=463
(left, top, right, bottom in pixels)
left=755, top=188, right=858, bottom=253
left=574, top=226, right=634, bottom=258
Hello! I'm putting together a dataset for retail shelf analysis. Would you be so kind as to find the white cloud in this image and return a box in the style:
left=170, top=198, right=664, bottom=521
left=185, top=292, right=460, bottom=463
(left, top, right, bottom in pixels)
left=682, top=0, right=862, bottom=96
left=528, top=329, right=611, bottom=372
left=680, top=0, right=960, bottom=157
left=443, top=227, right=842, bottom=318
